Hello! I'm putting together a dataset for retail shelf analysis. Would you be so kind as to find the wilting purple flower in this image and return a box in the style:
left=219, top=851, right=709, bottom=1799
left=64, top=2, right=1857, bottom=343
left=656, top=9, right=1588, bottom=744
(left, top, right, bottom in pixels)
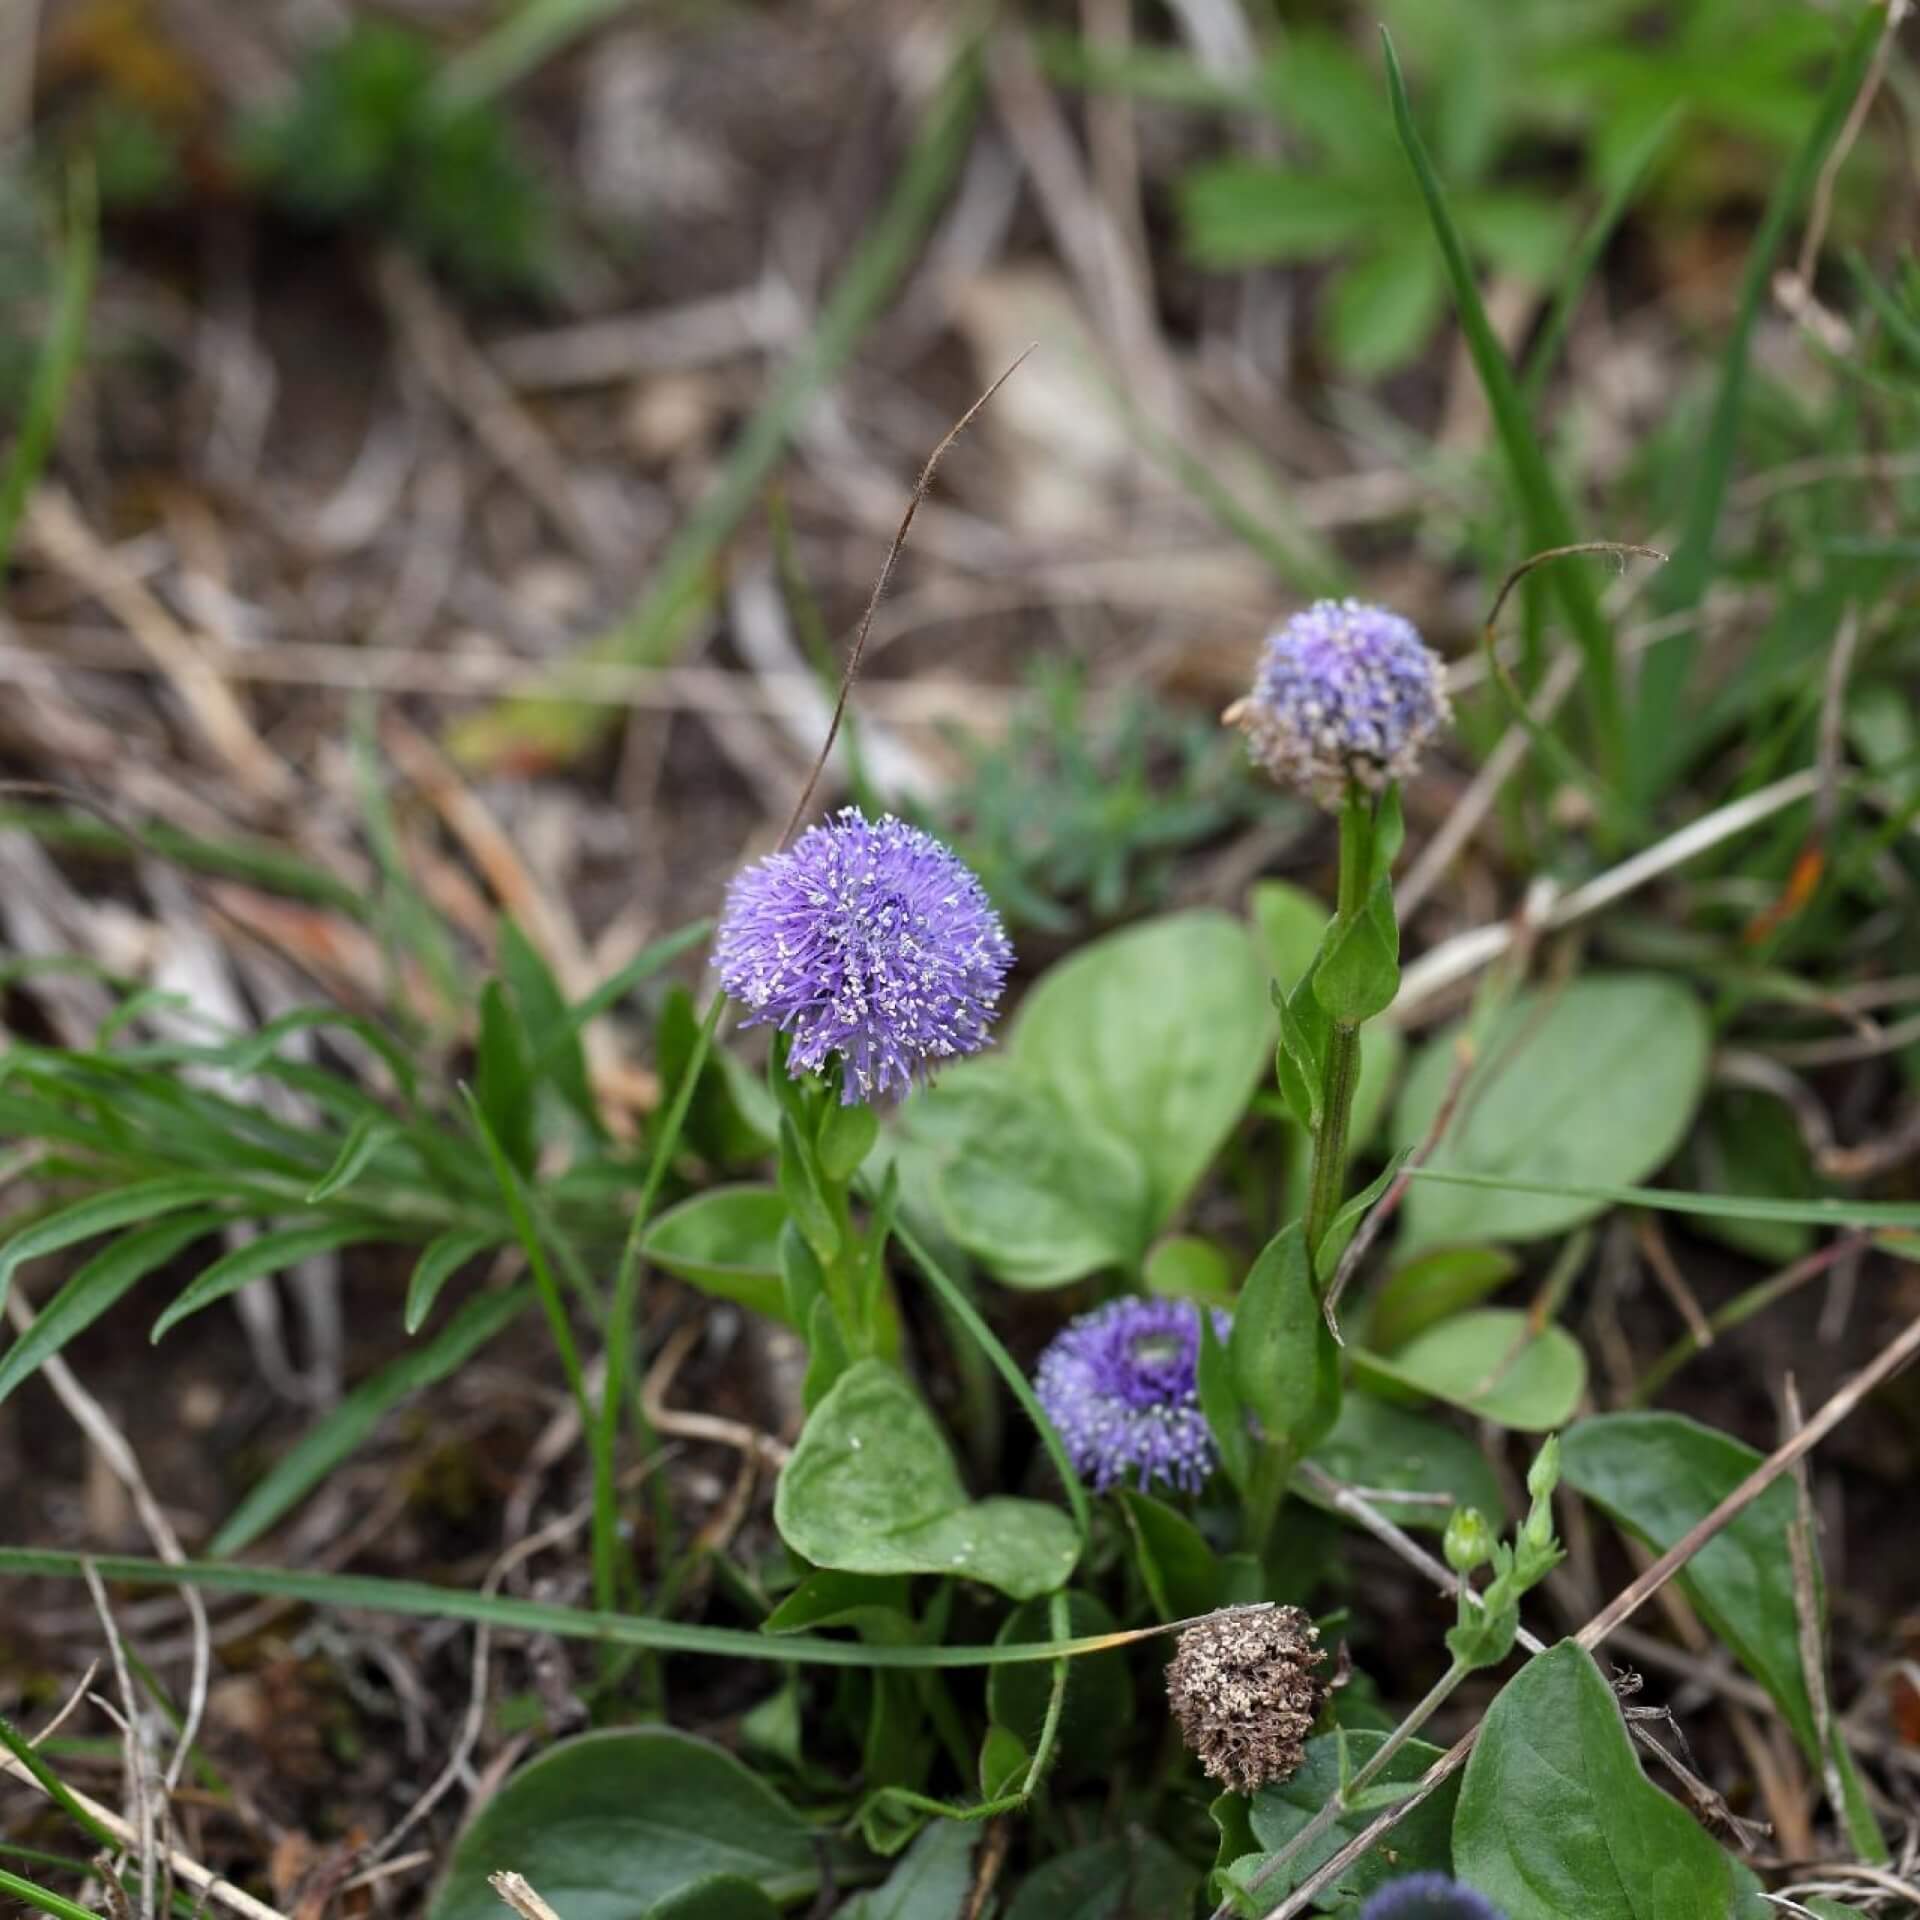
left=1358, top=1875, right=1507, bottom=1920
left=1229, top=599, right=1450, bottom=807
left=1034, top=1296, right=1230, bottom=1494
left=715, top=808, right=1011, bottom=1105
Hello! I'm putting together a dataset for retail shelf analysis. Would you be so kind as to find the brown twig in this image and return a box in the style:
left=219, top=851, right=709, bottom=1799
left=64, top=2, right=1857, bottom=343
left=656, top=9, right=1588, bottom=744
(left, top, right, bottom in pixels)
left=778, top=345, right=1035, bottom=849
left=1259, top=1303, right=1920, bottom=1919
left=1782, top=1377, right=1850, bottom=1837
left=1632, top=1212, right=1716, bottom=1354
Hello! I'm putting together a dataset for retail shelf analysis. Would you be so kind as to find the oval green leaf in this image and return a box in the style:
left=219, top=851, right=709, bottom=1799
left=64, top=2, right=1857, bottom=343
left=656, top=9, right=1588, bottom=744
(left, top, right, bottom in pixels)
left=1010, top=910, right=1269, bottom=1230
left=1353, top=1309, right=1586, bottom=1432
left=428, top=1729, right=817, bottom=1920
left=642, top=1187, right=795, bottom=1324
left=774, top=1359, right=1079, bottom=1601
left=1393, top=974, right=1710, bottom=1249
left=1453, top=1641, right=1735, bottom=1919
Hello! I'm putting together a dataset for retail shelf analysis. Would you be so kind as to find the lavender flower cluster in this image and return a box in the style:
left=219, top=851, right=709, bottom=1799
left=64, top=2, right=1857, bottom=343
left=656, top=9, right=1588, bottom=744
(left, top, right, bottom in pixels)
left=1231, top=598, right=1450, bottom=807
left=715, top=808, right=1011, bottom=1106
left=1358, top=1876, right=1506, bottom=1920
left=1034, top=1295, right=1228, bottom=1495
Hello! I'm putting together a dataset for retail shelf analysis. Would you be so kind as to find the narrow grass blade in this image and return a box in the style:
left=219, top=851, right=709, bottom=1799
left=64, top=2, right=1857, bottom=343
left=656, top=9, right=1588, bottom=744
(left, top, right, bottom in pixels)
left=0, top=803, right=366, bottom=916
left=1632, top=4, right=1886, bottom=795
left=1408, top=1166, right=1920, bottom=1229
left=0, top=1865, right=101, bottom=1920
left=306, top=1111, right=401, bottom=1202
left=1522, top=107, right=1680, bottom=407
left=152, top=1219, right=387, bottom=1342
left=404, top=1226, right=500, bottom=1333
left=209, top=1284, right=533, bottom=1555
left=434, top=0, right=638, bottom=110
left=464, top=1088, right=612, bottom=1598
left=889, top=1213, right=1093, bottom=1548
left=0, top=1214, right=219, bottom=1408
left=1383, top=31, right=1624, bottom=785
left=0, top=1717, right=119, bottom=1853
left=548, top=919, right=713, bottom=1062
left=0, top=1546, right=1128, bottom=1670
left=0, top=170, right=96, bottom=575
left=0, top=1179, right=236, bottom=1315
left=350, top=697, right=464, bottom=1016
left=600, top=990, right=729, bottom=1610
left=447, top=40, right=986, bottom=768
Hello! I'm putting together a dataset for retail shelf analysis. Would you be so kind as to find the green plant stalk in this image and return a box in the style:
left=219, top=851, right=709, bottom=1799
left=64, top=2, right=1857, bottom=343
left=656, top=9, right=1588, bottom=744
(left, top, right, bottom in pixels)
left=0, top=1865, right=100, bottom=1920
left=1302, top=791, right=1371, bottom=1262
left=1382, top=32, right=1625, bottom=795
left=601, top=990, right=729, bottom=1539
left=0, top=167, right=96, bottom=577
left=1233, top=1657, right=1469, bottom=1911
left=1631, top=2, right=1887, bottom=799
left=1240, top=1438, right=1296, bottom=1563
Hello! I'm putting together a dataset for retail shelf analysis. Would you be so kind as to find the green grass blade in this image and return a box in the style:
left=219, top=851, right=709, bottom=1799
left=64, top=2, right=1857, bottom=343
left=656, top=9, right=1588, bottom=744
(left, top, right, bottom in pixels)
left=888, top=1212, right=1093, bottom=1548
left=0, top=1546, right=1127, bottom=1670
left=0, top=804, right=366, bottom=916
left=1632, top=3, right=1886, bottom=794
left=1382, top=30, right=1624, bottom=785
left=1848, top=249, right=1920, bottom=371
left=0, top=169, right=96, bottom=575
left=1522, top=107, right=1680, bottom=408
left=350, top=697, right=465, bottom=1016
left=151, top=1219, right=388, bottom=1342
left=0, top=1179, right=237, bottom=1316
left=600, top=990, right=728, bottom=1611
left=463, top=1089, right=612, bottom=1598
left=0, top=1717, right=119, bottom=1853
left=447, top=39, right=986, bottom=769
left=434, top=0, right=637, bottom=109
left=1408, top=1166, right=1920, bottom=1229
left=305, top=1111, right=401, bottom=1202
left=0, top=1214, right=220, bottom=1408
left=546, top=919, right=713, bottom=1063
left=404, top=1226, right=500, bottom=1333
left=0, top=1864, right=102, bottom=1920
left=209, top=1284, right=533, bottom=1556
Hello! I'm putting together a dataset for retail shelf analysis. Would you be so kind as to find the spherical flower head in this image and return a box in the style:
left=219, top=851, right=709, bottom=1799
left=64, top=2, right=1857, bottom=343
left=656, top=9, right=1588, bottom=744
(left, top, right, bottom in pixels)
left=715, top=808, right=1011, bottom=1105
left=1358, top=1875, right=1507, bottom=1920
left=1230, top=599, right=1450, bottom=807
left=1034, top=1296, right=1230, bottom=1495
left=1166, top=1604, right=1329, bottom=1793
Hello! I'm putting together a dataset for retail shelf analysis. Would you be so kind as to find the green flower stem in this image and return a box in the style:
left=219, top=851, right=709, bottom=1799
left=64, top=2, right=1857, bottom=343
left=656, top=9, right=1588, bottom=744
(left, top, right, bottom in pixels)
left=1302, top=789, right=1373, bottom=1265
left=1241, top=1436, right=1297, bottom=1563
left=1235, top=1656, right=1469, bottom=1909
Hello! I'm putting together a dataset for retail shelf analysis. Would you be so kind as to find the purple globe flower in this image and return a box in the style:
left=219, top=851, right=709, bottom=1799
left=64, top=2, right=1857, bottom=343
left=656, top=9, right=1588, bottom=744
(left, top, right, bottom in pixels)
left=1034, top=1296, right=1230, bottom=1495
left=1358, top=1874, right=1507, bottom=1920
left=1230, top=599, right=1450, bottom=807
left=715, top=808, right=1011, bottom=1105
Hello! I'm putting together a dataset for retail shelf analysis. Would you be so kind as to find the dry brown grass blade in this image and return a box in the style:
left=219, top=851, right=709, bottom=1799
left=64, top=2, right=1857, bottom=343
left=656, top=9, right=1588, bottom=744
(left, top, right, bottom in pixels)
left=778, top=344, right=1035, bottom=849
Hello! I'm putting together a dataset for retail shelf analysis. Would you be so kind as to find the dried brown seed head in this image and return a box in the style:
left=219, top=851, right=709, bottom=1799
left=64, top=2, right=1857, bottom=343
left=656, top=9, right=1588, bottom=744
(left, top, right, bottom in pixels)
left=1165, top=1604, right=1329, bottom=1795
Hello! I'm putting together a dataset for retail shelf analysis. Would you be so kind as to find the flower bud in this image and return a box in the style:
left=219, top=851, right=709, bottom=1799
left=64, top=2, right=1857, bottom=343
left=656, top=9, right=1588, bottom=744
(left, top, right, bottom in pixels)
left=1443, top=1505, right=1495, bottom=1577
